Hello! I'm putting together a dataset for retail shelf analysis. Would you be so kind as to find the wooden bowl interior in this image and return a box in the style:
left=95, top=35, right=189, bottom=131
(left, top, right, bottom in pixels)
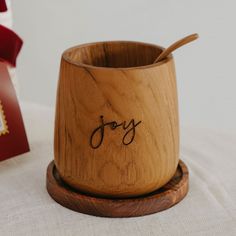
left=63, top=41, right=163, bottom=68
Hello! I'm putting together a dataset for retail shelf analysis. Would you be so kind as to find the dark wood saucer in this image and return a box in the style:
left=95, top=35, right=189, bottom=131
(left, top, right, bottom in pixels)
left=46, top=160, right=189, bottom=217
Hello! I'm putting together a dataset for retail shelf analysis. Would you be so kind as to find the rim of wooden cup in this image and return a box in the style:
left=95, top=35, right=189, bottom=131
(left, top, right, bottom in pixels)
left=62, top=40, right=172, bottom=70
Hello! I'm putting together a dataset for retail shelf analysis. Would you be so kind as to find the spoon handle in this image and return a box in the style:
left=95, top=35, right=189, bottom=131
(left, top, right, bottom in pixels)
left=154, top=33, right=199, bottom=63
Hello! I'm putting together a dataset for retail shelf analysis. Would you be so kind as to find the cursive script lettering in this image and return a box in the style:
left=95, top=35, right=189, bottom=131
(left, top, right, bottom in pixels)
left=90, top=115, right=142, bottom=149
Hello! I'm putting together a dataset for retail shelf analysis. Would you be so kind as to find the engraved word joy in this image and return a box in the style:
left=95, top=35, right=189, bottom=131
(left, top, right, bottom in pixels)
left=90, top=115, right=142, bottom=149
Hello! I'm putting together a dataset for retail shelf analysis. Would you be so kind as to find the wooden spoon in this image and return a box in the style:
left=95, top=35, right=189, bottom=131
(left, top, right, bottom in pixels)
left=154, top=33, right=199, bottom=63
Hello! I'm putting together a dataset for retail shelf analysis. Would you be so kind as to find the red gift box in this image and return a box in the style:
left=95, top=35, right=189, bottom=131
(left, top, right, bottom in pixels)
left=0, top=21, right=29, bottom=161
left=0, top=0, right=7, bottom=12
left=0, top=63, right=29, bottom=161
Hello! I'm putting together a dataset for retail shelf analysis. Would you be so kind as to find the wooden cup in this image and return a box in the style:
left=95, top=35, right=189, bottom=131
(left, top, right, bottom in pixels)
left=54, top=41, right=179, bottom=198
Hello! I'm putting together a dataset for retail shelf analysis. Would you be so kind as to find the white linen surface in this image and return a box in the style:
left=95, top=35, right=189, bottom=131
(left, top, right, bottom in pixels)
left=0, top=102, right=235, bottom=236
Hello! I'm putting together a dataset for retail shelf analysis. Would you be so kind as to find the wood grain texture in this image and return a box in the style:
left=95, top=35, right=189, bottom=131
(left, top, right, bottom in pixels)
left=46, top=160, right=188, bottom=217
left=54, top=41, right=179, bottom=198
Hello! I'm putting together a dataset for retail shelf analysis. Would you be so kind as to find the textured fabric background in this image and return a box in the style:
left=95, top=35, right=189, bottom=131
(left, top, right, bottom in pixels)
left=0, top=102, right=235, bottom=236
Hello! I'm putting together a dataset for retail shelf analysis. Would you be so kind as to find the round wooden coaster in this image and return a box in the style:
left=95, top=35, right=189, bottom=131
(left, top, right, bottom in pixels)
left=46, top=160, right=189, bottom=218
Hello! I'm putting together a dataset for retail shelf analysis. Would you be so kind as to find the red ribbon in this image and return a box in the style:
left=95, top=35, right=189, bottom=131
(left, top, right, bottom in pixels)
left=0, top=24, right=23, bottom=67
left=0, top=0, right=7, bottom=12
